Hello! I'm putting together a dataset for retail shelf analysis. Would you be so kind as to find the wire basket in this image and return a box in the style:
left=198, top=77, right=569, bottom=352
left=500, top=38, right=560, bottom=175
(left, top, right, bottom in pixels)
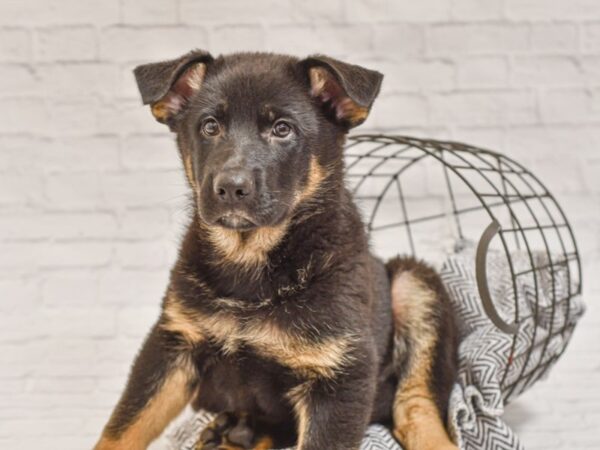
left=344, top=134, right=583, bottom=402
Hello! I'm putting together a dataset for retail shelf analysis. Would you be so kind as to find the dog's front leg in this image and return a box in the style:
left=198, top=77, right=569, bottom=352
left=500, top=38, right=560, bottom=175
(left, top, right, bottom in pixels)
left=94, top=322, right=197, bottom=450
left=289, top=353, right=377, bottom=450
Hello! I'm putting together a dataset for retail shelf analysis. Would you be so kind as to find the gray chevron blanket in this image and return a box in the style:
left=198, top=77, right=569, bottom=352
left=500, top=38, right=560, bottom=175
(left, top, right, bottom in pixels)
left=165, top=243, right=584, bottom=450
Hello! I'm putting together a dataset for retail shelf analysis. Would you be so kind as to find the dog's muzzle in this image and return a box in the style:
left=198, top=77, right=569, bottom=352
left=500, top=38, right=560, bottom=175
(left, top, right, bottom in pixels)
left=213, top=169, right=255, bottom=205
left=210, top=169, right=259, bottom=230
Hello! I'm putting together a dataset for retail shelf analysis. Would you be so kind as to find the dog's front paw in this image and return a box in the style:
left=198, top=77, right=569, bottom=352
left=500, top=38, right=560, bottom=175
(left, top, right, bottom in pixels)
left=194, top=412, right=272, bottom=450
left=195, top=412, right=235, bottom=449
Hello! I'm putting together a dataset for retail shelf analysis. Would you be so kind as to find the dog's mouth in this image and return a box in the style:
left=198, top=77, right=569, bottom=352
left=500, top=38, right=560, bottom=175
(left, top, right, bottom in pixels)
left=216, top=213, right=257, bottom=231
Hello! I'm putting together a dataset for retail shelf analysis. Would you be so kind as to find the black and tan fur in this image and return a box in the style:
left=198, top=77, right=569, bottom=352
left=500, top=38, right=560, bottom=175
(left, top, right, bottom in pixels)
left=94, top=50, right=458, bottom=450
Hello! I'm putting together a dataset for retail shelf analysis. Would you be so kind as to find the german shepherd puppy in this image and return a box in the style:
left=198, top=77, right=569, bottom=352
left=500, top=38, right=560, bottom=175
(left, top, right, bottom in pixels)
left=94, top=50, right=458, bottom=450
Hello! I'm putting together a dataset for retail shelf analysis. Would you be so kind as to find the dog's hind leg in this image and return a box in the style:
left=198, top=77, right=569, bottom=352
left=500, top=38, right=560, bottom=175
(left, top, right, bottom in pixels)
left=386, top=257, right=459, bottom=450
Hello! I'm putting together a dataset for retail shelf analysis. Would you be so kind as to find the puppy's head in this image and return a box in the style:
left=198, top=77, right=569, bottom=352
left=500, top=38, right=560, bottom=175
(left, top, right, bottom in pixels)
left=134, top=50, right=382, bottom=231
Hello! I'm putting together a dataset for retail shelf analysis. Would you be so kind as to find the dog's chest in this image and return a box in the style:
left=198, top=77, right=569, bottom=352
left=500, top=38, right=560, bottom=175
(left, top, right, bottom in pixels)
left=163, top=295, right=355, bottom=379
left=193, top=346, right=297, bottom=422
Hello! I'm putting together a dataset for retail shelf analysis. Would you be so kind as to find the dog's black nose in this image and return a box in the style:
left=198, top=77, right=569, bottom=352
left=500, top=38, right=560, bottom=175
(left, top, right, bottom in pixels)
left=213, top=170, right=255, bottom=203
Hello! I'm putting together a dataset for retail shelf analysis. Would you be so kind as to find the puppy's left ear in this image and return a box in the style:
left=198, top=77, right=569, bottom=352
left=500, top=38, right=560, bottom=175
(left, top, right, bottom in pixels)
left=133, top=49, right=214, bottom=129
left=301, top=55, right=383, bottom=128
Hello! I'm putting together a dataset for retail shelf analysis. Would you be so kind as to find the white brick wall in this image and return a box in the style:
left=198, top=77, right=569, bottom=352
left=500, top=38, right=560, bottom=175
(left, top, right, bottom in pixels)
left=0, top=1, right=599, bottom=449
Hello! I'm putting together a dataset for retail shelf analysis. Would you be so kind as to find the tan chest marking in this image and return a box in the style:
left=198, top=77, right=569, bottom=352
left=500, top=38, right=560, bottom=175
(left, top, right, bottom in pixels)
left=207, top=223, right=289, bottom=268
left=162, top=296, right=354, bottom=378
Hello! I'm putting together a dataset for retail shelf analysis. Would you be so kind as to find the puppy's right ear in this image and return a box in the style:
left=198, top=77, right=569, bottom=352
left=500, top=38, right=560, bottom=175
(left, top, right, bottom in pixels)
left=133, top=49, right=213, bottom=128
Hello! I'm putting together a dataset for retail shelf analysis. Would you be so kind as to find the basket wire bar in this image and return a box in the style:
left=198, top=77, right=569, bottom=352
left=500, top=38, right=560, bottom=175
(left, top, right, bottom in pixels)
left=433, top=146, right=535, bottom=387
left=442, top=151, right=464, bottom=240
left=479, top=150, right=581, bottom=394
left=344, top=134, right=582, bottom=403
left=466, top=149, right=562, bottom=397
left=395, top=177, right=416, bottom=255
left=497, top=166, right=570, bottom=394
left=494, top=157, right=580, bottom=394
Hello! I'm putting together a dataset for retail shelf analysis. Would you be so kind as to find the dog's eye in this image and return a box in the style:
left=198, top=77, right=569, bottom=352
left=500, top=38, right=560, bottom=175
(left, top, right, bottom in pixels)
left=272, top=120, right=292, bottom=138
left=201, top=118, right=220, bottom=137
